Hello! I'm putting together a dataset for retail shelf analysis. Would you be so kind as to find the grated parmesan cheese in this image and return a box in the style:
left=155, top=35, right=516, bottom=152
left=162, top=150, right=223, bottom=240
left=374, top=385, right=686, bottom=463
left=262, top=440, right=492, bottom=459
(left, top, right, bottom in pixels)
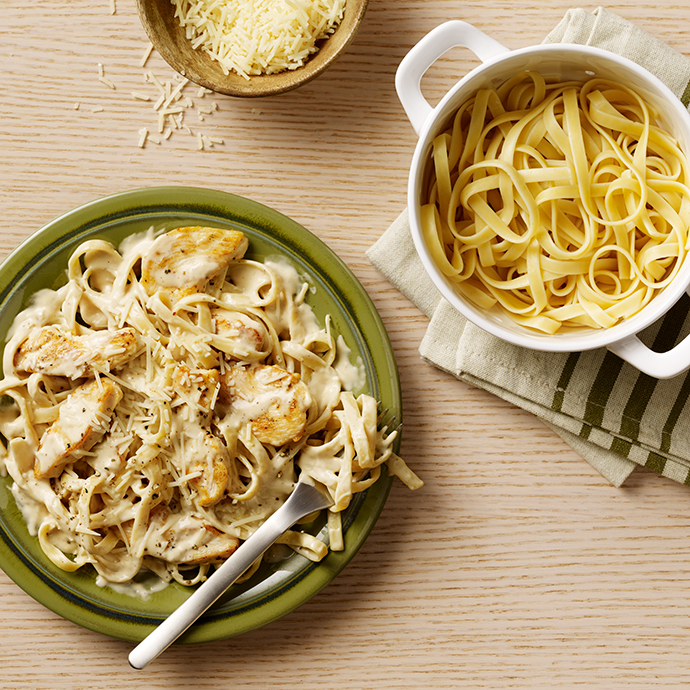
left=97, top=63, right=116, bottom=89
left=170, top=0, right=346, bottom=80
left=84, top=48, right=223, bottom=151
left=140, top=42, right=154, bottom=67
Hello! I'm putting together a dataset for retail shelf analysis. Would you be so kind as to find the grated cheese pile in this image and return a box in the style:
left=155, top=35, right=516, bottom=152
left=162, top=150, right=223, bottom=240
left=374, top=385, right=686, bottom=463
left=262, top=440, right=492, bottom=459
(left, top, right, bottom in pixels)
left=170, top=0, right=346, bottom=79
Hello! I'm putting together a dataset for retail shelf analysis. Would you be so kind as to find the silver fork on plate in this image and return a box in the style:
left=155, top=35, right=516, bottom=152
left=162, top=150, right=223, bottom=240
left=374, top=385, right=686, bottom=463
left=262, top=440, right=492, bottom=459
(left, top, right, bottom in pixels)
left=129, top=479, right=333, bottom=670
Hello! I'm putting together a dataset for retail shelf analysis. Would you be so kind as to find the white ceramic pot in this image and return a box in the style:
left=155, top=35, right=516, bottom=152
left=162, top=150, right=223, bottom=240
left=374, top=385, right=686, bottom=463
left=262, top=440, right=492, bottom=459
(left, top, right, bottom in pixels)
left=396, top=20, right=690, bottom=379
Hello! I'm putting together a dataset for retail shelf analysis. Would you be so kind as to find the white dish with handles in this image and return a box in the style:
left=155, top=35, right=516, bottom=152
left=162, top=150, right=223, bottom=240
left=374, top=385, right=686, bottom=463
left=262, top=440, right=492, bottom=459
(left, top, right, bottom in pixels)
left=396, top=20, right=690, bottom=379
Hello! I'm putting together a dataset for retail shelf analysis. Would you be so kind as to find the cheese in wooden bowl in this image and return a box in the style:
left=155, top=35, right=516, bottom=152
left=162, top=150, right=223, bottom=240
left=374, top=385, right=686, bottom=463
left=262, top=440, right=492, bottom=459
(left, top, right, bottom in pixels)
left=135, top=0, right=369, bottom=97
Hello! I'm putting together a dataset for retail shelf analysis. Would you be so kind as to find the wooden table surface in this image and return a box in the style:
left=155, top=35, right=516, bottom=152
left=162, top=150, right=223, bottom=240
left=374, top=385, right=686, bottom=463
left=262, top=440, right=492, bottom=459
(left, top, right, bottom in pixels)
left=4, top=0, right=690, bottom=687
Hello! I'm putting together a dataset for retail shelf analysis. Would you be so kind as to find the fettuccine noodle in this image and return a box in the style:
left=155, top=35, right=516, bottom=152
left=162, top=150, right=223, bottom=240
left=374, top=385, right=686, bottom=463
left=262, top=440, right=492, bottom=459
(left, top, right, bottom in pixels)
left=422, top=72, right=690, bottom=333
left=0, top=226, right=421, bottom=590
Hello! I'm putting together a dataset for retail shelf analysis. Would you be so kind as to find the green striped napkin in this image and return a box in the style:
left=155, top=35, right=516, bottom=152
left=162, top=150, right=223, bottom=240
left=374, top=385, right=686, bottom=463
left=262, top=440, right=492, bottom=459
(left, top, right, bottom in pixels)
left=368, top=7, right=690, bottom=487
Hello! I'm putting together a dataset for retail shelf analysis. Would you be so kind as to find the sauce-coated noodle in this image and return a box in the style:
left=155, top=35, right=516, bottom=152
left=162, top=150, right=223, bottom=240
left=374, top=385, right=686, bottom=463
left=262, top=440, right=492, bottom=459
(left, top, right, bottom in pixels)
left=422, top=72, right=690, bottom=333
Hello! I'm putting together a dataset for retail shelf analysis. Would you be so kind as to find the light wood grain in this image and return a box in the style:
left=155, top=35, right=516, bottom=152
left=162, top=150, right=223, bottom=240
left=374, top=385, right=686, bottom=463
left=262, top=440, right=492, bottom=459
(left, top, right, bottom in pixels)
left=4, top=0, right=690, bottom=687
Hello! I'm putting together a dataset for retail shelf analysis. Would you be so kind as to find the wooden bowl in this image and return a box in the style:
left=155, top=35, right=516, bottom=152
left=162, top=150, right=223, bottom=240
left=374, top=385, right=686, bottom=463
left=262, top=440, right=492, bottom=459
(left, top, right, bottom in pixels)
left=134, top=0, right=369, bottom=98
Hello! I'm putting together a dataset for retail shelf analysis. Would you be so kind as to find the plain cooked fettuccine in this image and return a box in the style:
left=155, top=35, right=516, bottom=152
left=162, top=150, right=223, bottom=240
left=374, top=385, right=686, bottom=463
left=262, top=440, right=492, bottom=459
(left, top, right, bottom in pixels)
left=0, top=226, right=421, bottom=589
left=423, top=72, right=690, bottom=333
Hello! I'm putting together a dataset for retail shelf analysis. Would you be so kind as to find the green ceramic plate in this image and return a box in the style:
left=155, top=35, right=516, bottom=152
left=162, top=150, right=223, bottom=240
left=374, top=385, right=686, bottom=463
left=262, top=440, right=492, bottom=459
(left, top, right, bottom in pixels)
left=0, top=187, right=401, bottom=643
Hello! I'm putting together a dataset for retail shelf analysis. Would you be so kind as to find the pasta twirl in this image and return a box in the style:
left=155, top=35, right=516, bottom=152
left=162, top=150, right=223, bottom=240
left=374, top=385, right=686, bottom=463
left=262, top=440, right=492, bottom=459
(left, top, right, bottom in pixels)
left=423, top=72, right=690, bottom=333
left=0, top=226, right=421, bottom=589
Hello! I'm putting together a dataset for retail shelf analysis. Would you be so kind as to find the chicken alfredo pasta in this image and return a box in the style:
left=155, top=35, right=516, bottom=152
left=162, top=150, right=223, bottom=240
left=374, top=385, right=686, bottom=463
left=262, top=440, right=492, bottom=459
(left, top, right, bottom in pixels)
left=423, top=72, right=690, bottom=333
left=0, top=226, right=421, bottom=588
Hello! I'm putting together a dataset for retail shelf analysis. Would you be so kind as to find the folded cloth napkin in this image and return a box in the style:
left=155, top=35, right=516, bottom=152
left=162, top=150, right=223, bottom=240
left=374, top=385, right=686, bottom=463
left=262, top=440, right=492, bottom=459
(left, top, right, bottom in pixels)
left=367, top=7, right=690, bottom=488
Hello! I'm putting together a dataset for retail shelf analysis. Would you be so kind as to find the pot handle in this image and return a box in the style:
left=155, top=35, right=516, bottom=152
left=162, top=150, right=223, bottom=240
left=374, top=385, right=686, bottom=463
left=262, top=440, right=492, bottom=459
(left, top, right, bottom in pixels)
left=395, top=20, right=510, bottom=135
left=608, top=284, right=690, bottom=378
left=608, top=331, right=690, bottom=379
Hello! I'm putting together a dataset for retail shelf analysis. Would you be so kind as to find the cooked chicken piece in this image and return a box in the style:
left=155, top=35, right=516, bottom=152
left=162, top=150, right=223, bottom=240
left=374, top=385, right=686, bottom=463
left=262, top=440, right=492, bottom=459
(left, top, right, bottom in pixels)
left=141, top=226, right=248, bottom=301
left=171, top=365, right=228, bottom=505
left=141, top=506, right=239, bottom=565
left=212, top=308, right=269, bottom=359
left=172, top=363, right=220, bottom=411
left=220, top=363, right=311, bottom=446
left=14, top=325, right=138, bottom=379
left=34, top=378, right=123, bottom=479
left=186, top=429, right=230, bottom=507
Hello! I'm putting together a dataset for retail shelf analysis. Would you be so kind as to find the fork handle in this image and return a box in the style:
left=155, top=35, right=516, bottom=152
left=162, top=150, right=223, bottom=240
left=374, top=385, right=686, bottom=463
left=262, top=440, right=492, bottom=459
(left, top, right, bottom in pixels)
left=128, top=482, right=328, bottom=669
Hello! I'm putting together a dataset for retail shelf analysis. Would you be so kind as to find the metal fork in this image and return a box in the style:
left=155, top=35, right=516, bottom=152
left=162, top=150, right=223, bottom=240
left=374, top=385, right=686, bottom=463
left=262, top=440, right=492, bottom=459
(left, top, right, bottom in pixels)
left=129, top=480, right=333, bottom=669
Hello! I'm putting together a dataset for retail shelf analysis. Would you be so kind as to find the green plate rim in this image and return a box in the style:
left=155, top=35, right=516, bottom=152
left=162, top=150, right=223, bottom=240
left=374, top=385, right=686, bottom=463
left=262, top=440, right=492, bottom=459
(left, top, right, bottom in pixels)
left=0, top=186, right=401, bottom=643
